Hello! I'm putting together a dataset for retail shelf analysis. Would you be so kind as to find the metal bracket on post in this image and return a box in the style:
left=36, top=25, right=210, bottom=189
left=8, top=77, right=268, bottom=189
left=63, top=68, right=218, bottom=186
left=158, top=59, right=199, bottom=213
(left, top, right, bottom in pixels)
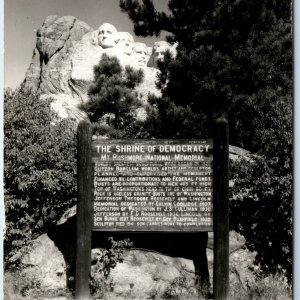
left=213, top=117, right=229, bottom=300
left=76, top=119, right=92, bottom=299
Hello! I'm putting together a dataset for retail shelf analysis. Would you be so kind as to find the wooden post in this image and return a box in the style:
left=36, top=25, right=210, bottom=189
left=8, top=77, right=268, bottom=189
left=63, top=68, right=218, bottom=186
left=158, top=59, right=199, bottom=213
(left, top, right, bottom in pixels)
left=213, top=117, right=229, bottom=300
left=76, top=120, right=92, bottom=299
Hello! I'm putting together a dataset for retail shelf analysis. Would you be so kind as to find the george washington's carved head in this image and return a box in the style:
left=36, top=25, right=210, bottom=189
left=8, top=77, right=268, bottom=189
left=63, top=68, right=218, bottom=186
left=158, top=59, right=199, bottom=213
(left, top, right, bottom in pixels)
left=98, top=23, right=117, bottom=48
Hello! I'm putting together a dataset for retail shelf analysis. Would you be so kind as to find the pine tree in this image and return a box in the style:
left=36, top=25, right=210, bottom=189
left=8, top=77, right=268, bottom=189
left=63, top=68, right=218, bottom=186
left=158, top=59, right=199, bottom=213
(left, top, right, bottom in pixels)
left=120, top=0, right=292, bottom=149
left=81, top=53, right=147, bottom=138
left=120, top=0, right=292, bottom=281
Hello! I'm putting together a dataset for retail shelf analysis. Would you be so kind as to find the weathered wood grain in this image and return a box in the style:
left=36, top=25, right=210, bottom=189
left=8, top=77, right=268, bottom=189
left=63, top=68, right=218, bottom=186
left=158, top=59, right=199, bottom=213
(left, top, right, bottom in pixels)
left=213, top=118, right=229, bottom=300
left=75, top=120, right=92, bottom=300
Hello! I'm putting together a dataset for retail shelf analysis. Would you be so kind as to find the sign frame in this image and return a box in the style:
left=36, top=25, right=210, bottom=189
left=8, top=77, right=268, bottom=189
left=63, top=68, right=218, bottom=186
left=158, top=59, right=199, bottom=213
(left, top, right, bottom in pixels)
left=75, top=118, right=229, bottom=300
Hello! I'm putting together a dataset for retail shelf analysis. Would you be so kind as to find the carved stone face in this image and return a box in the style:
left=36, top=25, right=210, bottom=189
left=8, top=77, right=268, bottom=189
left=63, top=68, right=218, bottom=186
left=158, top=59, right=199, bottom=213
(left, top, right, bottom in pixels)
left=133, top=43, right=148, bottom=66
left=98, top=23, right=117, bottom=48
left=153, top=41, right=171, bottom=67
left=117, top=32, right=134, bottom=55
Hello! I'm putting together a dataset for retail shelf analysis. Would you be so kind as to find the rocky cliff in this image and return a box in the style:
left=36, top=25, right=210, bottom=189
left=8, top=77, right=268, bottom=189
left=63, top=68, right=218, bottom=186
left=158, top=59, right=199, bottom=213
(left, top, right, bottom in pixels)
left=22, top=16, right=175, bottom=121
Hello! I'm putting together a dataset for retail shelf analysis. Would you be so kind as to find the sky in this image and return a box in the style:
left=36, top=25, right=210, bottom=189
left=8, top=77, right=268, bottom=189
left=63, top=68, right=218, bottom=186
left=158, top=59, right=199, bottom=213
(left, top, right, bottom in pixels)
left=4, top=0, right=169, bottom=89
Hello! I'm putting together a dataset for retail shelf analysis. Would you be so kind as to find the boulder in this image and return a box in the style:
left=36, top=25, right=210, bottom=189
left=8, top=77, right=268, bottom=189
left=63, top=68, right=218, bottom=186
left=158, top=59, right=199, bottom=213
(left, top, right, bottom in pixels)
left=4, top=234, right=66, bottom=299
left=4, top=231, right=254, bottom=299
left=91, top=248, right=198, bottom=299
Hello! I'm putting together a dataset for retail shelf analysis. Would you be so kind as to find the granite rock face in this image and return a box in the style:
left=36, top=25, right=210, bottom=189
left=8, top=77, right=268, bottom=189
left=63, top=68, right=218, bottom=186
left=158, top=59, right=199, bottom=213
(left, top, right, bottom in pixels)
left=23, top=16, right=94, bottom=120
left=23, top=16, right=93, bottom=95
left=22, top=16, right=175, bottom=120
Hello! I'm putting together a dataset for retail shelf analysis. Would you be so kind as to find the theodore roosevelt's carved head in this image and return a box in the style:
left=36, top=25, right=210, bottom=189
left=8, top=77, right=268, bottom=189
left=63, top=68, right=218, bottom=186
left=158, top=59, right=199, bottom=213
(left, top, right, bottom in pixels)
left=98, top=23, right=117, bottom=48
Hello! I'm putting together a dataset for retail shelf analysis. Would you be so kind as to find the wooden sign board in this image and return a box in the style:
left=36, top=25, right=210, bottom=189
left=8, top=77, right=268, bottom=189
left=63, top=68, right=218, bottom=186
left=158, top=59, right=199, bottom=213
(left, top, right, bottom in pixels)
left=91, top=139, right=213, bottom=231
left=76, top=119, right=229, bottom=300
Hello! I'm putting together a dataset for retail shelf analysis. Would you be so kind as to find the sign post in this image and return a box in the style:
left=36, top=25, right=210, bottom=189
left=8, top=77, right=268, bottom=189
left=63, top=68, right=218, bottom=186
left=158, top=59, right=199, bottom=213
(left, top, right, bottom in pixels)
left=213, top=117, right=229, bottom=300
left=76, top=119, right=92, bottom=300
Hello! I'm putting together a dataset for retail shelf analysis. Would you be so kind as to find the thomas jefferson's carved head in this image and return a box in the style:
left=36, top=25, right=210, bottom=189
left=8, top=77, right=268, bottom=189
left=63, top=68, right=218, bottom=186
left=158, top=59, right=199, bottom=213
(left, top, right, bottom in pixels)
left=116, top=32, right=134, bottom=55
left=98, top=23, right=117, bottom=48
left=133, top=42, right=149, bottom=66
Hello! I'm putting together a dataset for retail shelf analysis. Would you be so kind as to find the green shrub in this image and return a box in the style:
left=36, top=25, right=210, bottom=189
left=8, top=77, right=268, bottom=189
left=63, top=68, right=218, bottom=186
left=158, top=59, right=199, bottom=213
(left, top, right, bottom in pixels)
left=4, top=88, right=77, bottom=260
left=90, top=237, right=133, bottom=299
left=229, top=272, right=292, bottom=299
left=230, top=95, right=292, bottom=282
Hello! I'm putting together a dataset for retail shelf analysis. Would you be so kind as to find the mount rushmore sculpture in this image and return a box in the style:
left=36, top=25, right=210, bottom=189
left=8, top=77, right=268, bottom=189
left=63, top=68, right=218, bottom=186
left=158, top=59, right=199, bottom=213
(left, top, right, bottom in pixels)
left=22, top=16, right=177, bottom=120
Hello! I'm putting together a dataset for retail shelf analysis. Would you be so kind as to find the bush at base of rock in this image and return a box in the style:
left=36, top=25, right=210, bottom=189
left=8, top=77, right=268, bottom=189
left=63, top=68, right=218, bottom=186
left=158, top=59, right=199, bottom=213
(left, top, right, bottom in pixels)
left=4, top=232, right=292, bottom=299
left=90, top=237, right=133, bottom=299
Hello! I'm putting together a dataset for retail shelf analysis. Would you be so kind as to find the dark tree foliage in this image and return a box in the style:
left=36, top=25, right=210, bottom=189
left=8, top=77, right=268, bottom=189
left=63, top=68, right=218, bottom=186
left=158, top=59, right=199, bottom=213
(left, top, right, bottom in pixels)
left=230, top=95, right=292, bottom=281
left=120, top=0, right=292, bottom=149
left=120, top=0, right=292, bottom=281
left=81, top=53, right=148, bottom=138
left=4, top=88, right=77, bottom=259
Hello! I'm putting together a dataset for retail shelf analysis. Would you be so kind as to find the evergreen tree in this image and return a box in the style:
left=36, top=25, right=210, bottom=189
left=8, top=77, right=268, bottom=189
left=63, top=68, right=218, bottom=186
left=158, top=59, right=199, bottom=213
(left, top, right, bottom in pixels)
left=120, top=0, right=292, bottom=149
left=120, top=0, right=292, bottom=281
left=81, top=53, right=147, bottom=138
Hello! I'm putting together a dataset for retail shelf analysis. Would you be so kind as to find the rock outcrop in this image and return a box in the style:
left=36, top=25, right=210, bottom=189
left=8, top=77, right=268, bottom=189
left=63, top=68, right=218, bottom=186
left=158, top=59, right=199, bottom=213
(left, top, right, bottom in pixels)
left=22, top=16, right=176, bottom=120
left=5, top=234, right=66, bottom=299
left=24, top=16, right=93, bottom=94
left=5, top=231, right=255, bottom=299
